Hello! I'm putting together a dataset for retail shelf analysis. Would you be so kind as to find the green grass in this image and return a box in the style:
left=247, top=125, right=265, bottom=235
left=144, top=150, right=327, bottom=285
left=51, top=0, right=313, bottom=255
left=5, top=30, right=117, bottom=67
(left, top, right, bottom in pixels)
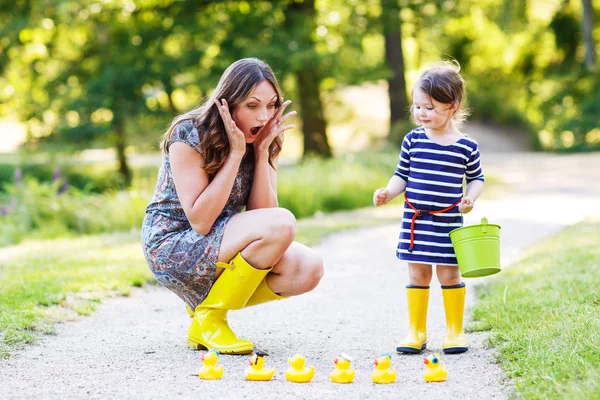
left=470, top=221, right=600, bottom=399
left=0, top=232, right=154, bottom=359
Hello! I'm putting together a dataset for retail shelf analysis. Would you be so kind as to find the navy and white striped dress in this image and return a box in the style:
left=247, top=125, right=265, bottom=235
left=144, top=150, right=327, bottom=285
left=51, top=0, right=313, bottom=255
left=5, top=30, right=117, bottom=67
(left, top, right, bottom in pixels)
left=394, top=127, right=484, bottom=266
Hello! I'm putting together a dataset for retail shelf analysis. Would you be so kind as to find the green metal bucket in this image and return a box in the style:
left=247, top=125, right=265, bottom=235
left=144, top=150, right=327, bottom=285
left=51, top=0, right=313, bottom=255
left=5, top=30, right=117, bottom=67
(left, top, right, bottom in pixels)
left=449, top=217, right=501, bottom=278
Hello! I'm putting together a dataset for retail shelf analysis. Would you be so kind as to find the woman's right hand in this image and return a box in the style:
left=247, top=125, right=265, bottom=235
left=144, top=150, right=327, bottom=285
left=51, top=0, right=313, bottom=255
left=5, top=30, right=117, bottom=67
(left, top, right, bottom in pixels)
left=214, top=99, right=246, bottom=156
left=373, top=188, right=389, bottom=206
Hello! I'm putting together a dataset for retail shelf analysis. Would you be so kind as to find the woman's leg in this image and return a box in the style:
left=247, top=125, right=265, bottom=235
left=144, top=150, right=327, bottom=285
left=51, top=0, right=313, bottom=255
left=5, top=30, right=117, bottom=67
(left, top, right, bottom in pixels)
left=217, top=207, right=297, bottom=277
left=397, top=263, right=432, bottom=354
left=188, top=207, right=315, bottom=354
left=437, top=264, right=468, bottom=354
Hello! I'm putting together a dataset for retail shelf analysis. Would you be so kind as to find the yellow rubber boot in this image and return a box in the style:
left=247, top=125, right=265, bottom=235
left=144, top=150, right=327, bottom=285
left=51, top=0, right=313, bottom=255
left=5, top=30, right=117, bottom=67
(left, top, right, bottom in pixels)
left=244, top=278, right=285, bottom=308
left=186, top=279, right=285, bottom=314
left=187, top=252, right=271, bottom=355
left=396, top=286, right=429, bottom=354
left=442, top=283, right=468, bottom=354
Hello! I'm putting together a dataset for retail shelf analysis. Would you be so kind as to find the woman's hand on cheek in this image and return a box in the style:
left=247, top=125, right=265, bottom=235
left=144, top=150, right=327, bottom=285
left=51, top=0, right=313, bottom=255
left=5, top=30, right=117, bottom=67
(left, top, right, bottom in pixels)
left=214, top=99, right=246, bottom=156
left=254, top=100, right=296, bottom=155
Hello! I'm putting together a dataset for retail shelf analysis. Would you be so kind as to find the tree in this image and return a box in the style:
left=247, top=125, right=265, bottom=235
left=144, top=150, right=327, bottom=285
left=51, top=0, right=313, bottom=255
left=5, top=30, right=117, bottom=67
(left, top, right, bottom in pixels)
left=581, top=0, right=597, bottom=71
left=381, top=0, right=408, bottom=139
left=285, top=0, right=332, bottom=157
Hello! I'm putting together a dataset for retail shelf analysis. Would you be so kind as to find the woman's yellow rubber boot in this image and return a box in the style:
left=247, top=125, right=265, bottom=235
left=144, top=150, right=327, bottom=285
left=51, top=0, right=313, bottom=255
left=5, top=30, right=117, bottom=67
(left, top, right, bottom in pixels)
left=185, top=279, right=284, bottom=313
left=442, top=283, right=468, bottom=354
left=244, top=278, right=285, bottom=307
left=396, top=286, right=429, bottom=354
left=187, top=252, right=271, bottom=355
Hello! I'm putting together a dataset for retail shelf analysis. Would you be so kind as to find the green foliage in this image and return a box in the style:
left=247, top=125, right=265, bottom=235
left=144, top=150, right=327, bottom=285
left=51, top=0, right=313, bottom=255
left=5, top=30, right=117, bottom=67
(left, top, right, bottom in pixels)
left=471, top=222, right=600, bottom=398
left=0, top=179, right=149, bottom=247
left=0, top=163, right=125, bottom=193
left=278, top=150, right=399, bottom=218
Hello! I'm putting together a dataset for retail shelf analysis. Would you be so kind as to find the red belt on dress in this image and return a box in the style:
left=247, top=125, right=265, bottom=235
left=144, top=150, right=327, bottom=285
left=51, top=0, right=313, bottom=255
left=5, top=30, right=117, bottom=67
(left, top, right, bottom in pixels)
left=404, top=193, right=462, bottom=253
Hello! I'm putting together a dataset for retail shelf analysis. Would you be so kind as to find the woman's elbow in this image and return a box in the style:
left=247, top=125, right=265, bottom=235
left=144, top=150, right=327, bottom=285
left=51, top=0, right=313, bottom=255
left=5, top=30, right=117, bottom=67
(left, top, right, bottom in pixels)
left=191, top=221, right=211, bottom=236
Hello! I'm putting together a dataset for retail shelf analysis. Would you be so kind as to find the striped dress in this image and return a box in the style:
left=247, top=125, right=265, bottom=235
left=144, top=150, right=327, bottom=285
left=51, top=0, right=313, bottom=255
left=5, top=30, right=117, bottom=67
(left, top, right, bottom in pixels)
left=394, top=127, right=484, bottom=266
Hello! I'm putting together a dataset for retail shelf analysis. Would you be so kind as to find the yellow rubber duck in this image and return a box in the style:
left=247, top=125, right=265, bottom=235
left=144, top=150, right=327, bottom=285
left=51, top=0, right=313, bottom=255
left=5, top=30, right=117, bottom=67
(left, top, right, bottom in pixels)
left=330, top=353, right=355, bottom=384
left=198, top=349, right=224, bottom=380
left=285, top=354, right=315, bottom=383
left=372, top=353, right=396, bottom=384
left=245, top=351, right=275, bottom=381
left=423, top=353, right=447, bottom=382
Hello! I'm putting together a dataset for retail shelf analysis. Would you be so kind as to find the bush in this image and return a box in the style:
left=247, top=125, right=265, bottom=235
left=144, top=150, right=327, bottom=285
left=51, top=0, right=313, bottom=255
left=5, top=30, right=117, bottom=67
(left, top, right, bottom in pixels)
left=278, top=151, right=399, bottom=218
left=0, top=163, right=125, bottom=194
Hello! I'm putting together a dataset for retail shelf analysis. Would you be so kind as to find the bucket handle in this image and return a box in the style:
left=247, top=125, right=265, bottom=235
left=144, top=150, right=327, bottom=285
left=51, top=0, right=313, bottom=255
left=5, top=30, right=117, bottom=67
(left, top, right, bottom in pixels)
left=481, top=217, right=488, bottom=234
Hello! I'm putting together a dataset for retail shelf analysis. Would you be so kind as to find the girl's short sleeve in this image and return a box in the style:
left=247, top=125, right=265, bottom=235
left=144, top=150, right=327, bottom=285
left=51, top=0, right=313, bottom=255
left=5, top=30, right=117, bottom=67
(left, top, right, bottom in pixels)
left=465, top=139, right=484, bottom=183
left=394, top=131, right=413, bottom=182
left=165, top=120, right=203, bottom=155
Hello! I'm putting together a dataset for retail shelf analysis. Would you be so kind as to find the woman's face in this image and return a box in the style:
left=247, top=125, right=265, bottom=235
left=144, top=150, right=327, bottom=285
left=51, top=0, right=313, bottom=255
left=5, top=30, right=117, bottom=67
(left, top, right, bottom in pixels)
left=232, top=80, right=278, bottom=143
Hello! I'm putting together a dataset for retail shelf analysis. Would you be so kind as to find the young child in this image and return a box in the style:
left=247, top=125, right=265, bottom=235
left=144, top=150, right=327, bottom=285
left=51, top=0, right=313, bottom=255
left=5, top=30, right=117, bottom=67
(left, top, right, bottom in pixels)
left=373, top=61, right=484, bottom=354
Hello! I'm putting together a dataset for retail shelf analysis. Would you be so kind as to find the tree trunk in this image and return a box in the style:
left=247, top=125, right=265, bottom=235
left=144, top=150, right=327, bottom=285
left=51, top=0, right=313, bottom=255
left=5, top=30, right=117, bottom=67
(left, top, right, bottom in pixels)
left=113, top=114, right=132, bottom=184
left=164, top=79, right=179, bottom=114
left=382, top=0, right=409, bottom=139
left=286, top=0, right=332, bottom=158
left=296, top=68, right=332, bottom=157
left=581, top=0, right=597, bottom=71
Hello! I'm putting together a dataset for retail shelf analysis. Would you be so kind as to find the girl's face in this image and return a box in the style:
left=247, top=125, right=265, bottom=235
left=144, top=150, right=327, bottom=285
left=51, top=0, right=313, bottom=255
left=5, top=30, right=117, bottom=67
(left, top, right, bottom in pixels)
left=232, top=80, right=278, bottom=143
left=412, top=87, right=455, bottom=132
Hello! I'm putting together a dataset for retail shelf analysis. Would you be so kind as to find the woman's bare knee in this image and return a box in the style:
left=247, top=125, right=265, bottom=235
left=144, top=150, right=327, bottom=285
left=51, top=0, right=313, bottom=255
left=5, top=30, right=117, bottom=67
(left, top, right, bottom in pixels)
left=267, top=208, right=296, bottom=247
left=301, top=254, right=324, bottom=292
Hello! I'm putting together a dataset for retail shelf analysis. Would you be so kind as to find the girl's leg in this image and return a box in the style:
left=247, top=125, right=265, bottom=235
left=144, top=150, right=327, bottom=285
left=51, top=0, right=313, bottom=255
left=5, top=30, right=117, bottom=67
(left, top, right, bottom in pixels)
left=397, top=263, right=432, bottom=354
left=437, top=264, right=468, bottom=354
left=408, top=262, right=433, bottom=286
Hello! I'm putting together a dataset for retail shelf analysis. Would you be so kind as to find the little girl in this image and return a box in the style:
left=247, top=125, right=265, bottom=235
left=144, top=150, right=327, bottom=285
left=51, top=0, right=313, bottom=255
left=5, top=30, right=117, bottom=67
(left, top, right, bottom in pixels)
left=373, top=61, right=484, bottom=354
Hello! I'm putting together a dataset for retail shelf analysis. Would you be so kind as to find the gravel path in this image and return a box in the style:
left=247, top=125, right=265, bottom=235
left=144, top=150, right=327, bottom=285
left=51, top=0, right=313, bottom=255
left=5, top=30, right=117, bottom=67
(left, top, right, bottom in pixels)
left=2, top=137, right=599, bottom=399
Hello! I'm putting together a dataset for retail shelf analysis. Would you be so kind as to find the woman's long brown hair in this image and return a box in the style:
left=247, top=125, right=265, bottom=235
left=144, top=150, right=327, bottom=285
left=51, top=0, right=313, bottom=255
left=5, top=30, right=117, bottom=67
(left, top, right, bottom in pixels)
left=160, top=58, right=283, bottom=176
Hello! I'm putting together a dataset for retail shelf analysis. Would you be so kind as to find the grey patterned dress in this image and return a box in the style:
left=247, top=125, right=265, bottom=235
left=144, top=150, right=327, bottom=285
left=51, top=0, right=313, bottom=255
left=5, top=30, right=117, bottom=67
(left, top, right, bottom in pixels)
left=141, top=120, right=254, bottom=309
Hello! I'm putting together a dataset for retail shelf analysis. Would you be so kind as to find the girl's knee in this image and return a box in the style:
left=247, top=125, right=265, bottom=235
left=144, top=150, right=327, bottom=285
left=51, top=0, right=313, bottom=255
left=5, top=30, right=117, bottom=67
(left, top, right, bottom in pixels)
left=409, top=265, right=432, bottom=285
left=436, top=266, right=461, bottom=286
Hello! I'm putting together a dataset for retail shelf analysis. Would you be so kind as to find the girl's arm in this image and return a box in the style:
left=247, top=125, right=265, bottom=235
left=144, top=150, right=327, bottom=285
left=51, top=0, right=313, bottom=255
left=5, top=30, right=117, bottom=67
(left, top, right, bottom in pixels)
left=170, top=143, right=244, bottom=236
left=459, top=180, right=484, bottom=213
left=373, top=175, right=407, bottom=206
left=247, top=152, right=279, bottom=210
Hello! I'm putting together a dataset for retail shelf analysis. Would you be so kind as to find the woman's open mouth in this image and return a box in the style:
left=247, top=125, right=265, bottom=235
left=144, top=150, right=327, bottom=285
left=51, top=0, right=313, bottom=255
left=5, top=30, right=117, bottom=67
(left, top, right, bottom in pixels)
left=250, top=126, right=262, bottom=138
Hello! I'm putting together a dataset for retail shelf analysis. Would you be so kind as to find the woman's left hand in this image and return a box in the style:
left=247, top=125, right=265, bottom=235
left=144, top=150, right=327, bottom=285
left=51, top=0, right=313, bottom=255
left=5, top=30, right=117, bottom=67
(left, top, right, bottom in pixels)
left=253, top=100, right=296, bottom=155
left=458, top=196, right=474, bottom=213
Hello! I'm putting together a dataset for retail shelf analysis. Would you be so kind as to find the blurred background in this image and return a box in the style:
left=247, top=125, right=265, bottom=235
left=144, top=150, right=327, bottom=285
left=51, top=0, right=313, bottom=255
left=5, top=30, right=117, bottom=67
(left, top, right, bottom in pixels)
left=0, top=0, right=598, bottom=246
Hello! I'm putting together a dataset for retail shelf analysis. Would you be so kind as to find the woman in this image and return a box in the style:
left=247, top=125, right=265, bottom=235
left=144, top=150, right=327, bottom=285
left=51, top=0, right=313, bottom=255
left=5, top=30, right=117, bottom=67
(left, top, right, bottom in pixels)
left=142, top=58, right=324, bottom=355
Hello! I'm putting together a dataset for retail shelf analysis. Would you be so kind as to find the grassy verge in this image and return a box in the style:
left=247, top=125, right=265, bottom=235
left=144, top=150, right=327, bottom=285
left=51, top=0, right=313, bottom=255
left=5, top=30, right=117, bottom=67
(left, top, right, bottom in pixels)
left=0, top=205, right=401, bottom=359
left=470, top=221, right=600, bottom=399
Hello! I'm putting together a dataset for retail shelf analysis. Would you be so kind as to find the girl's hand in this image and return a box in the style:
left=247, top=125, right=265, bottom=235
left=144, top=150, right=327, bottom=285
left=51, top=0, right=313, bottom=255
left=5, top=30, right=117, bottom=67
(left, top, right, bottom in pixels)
left=458, top=196, right=474, bottom=213
left=214, top=99, right=246, bottom=156
left=254, top=100, right=296, bottom=155
left=373, top=188, right=389, bottom=207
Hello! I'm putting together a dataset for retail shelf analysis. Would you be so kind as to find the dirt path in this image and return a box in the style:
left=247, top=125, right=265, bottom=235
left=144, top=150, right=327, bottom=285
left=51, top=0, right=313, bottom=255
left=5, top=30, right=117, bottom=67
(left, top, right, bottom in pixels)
left=1, top=126, right=599, bottom=399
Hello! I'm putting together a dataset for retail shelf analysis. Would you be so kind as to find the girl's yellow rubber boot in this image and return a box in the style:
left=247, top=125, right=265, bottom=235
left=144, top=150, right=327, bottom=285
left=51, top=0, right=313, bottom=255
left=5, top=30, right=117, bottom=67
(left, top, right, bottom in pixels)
left=187, top=252, right=271, bottom=355
left=441, top=283, right=468, bottom=354
left=396, top=286, right=429, bottom=354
